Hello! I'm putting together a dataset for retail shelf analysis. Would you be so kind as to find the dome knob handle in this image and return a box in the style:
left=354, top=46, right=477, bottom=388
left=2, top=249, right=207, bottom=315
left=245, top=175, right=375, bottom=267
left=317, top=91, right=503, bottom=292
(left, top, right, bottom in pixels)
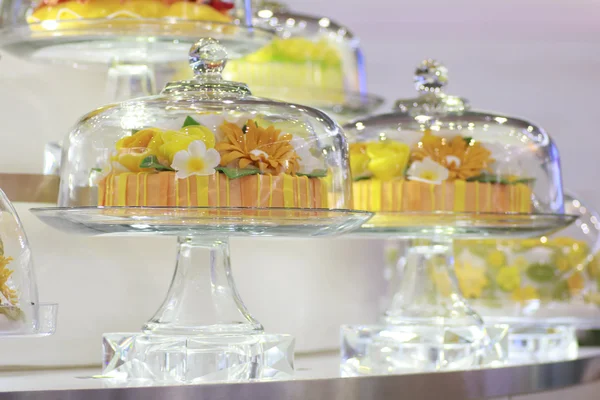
left=189, top=38, right=228, bottom=77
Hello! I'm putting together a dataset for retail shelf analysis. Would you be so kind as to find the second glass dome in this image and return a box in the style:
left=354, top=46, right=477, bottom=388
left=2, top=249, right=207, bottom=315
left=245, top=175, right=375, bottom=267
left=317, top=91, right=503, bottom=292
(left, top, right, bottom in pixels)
left=57, top=38, right=352, bottom=210
left=344, top=60, right=564, bottom=216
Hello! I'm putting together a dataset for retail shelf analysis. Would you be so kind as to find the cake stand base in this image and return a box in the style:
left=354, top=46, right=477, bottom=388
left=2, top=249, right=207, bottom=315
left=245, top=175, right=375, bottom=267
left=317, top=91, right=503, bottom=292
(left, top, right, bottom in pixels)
left=508, top=324, right=578, bottom=363
left=340, top=324, right=509, bottom=376
left=102, top=332, right=294, bottom=384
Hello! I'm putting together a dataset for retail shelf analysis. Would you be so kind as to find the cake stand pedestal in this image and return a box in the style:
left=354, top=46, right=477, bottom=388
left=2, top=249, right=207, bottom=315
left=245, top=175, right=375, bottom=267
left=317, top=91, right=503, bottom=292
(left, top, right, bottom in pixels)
left=341, top=211, right=577, bottom=376
left=31, top=206, right=371, bottom=384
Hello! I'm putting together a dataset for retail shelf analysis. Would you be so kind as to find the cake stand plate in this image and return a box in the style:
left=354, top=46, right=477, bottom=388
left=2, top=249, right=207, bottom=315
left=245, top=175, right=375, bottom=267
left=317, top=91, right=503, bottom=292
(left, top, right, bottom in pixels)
left=341, top=212, right=578, bottom=376
left=358, top=211, right=578, bottom=239
left=31, top=206, right=370, bottom=237
left=0, top=20, right=272, bottom=65
left=31, top=206, right=372, bottom=384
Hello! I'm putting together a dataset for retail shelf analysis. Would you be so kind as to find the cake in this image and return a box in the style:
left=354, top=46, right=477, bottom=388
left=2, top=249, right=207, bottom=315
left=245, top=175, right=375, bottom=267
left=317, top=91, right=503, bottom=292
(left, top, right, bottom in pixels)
left=350, top=132, right=533, bottom=213
left=452, top=238, right=600, bottom=309
left=0, top=238, right=21, bottom=322
left=27, top=0, right=233, bottom=24
left=97, top=115, right=328, bottom=209
left=222, top=38, right=347, bottom=104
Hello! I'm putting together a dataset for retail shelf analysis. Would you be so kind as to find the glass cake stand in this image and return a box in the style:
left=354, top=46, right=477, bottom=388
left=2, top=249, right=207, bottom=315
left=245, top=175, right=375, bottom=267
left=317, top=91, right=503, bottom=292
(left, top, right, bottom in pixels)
left=0, top=1, right=273, bottom=100
left=341, top=211, right=577, bottom=376
left=31, top=206, right=371, bottom=384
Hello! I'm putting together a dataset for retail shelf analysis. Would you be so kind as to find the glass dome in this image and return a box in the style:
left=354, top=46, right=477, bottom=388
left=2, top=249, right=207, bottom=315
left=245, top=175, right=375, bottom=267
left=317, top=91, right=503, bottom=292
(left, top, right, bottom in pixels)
left=0, top=188, right=56, bottom=336
left=170, top=0, right=383, bottom=123
left=0, top=0, right=272, bottom=65
left=57, top=37, right=352, bottom=211
left=344, top=59, right=564, bottom=216
left=454, top=192, right=600, bottom=328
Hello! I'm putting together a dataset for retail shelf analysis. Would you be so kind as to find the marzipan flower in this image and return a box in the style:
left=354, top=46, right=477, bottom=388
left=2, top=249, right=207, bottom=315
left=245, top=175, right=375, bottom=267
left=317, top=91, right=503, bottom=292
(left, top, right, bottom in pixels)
left=114, top=128, right=164, bottom=172
left=160, top=126, right=216, bottom=164
left=171, top=141, right=220, bottom=179
left=411, top=134, right=494, bottom=180
left=511, top=286, right=539, bottom=304
left=496, top=266, right=521, bottom=292
left=349, top=143, right=370, bottom=179
left=365, top=141, right=410, bottom=180
left=406, top=157, right=449, bottom=184
left=455, top=262, right=488, bottom=299
left=290, top=136, right=323, bottom=173
left=0, top=255, right=17, bottom=306
left=215, top=120, right=300, bottom=174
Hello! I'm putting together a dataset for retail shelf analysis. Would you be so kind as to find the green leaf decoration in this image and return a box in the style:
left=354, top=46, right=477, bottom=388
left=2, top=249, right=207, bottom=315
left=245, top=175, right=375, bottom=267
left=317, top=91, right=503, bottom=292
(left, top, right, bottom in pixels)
left=463, top=136, right=473, bottom=144
left=139, top=155, right=175, bottom=171
left=298, top=169, right=327, bottom=178
left=353, top=175, right=372, bottom=182
left=216, top=166, right=261, bottom=180
left=242, top=124, right=249, bottom=133
left=552, top=281, right=570, bottom=301
left=467, top=173, right=536, bottom=185
left=91, top=167, right=102, bottom=172
left=182, top=116, right=201, bottom=128
left=131, top=129, right=141, bottom=134
left=526, top=263, right=557, bottom=283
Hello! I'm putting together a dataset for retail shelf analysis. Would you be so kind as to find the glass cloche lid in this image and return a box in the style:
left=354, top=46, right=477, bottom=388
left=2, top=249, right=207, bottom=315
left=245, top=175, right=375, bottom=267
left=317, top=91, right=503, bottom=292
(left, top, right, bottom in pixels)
left=344, top=59, right=564, bottom=216
left=56, top=38, right=352, bottom=211
left=211, top=0, right=382, bottom=123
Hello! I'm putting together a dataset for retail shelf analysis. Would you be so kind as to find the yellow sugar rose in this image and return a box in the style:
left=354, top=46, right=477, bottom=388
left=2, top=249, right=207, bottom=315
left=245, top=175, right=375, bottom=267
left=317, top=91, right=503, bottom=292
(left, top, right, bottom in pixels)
left=486, top=250, right=507, bottom=269
left=496, top=266, right=521, bottom=292
left=366, top=141, right=410, bottom=181
left=114, top=128, right=164, bottom=172
left=455, top=262, right=488, bottom=299
left=159, top=126, right=216, bottom=164
left=511, top=286, right=539, bottom=304
left=349, top=143, right=370, bottom=179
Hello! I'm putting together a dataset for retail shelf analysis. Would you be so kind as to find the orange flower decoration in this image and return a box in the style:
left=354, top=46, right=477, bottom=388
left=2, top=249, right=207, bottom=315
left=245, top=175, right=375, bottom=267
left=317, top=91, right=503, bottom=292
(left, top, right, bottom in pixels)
left=215, top=120, right=300, bottom=174
left=411, top=134, right=493, bottom=180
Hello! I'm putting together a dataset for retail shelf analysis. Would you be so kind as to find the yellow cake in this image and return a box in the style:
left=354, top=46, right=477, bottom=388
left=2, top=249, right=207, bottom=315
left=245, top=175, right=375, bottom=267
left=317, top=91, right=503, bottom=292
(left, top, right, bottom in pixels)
left=350, top=133, right=533, bottom=213
left=222, top=38, right=347, bottom=104
left=353, top=179, right=531, bottom=213
left=27, top=0, right=232, bottom=23
left=96, top=115, right=329, bottom=209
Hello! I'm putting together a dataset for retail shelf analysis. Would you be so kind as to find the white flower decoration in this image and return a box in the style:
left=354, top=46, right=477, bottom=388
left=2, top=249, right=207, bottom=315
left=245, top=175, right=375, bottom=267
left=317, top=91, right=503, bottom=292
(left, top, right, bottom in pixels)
left=290, top=136, right=324, bottom=173
left=407, top=157, right=449, bottom=185
left=171, top=141, right=221, bottom=179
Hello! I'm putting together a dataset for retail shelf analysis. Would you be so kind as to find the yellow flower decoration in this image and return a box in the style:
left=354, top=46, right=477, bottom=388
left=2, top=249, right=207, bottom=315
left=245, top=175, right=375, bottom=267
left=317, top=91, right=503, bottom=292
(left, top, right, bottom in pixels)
left=411, top=134, right=494, bottom=180
left=365, top=141, right=410, bottom=181
left=215, top=120, right=300, bottom=174
left=159, top=126, right=216, bottom=164
left=455, top=262, right=488, bottom=299
left=349, top=143, right=370, bottom=179
left=567, top=272, right=585, bottom=296
left=0, top=255, right=17, bottom=306
left=511, top=286, right=539, bottom=304
left=431, top=269, right=454, bottom=297
left=486, top=250, right=507, bottom=269
left=513, top=257, right=529, bottom=271
left=496, top=266, right=521, bottom=292
left=114, top=128, right=164, bottom=172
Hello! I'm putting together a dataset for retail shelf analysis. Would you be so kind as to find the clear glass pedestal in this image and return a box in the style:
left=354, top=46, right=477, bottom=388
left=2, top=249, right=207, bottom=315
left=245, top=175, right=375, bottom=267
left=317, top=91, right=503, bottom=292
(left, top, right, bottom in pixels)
left=342, top=211, right=577, bottom=375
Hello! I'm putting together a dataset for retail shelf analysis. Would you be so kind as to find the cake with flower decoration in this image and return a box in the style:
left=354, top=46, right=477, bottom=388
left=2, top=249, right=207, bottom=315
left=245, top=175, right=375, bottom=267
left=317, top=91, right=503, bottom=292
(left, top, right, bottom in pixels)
left=0, top=238, right=21, bottom=322
left=27, top=0, right=233, bottom=24
left=450, top=238, right=600, bottom=313
left=221, top=38, right=347, bottom=104
left=350, top=132, right=533, bottom=213
left=97, top=115, right=328, bottom=208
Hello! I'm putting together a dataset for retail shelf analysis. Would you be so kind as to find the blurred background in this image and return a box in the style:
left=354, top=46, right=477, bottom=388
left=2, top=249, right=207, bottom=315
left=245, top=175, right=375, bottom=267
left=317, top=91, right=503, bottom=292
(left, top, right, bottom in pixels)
left=0, top=0, right=599, bottom=364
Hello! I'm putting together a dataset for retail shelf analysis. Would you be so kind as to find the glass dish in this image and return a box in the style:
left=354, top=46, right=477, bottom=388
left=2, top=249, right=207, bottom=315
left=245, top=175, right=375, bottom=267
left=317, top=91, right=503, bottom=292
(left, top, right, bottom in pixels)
left=31, top=38, right=372, bottom=383
left=0, top=0, right=274, bottom=99
left=0, top=188, right=56, bottom=337
left=340, top=59, right=573, bottom=376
